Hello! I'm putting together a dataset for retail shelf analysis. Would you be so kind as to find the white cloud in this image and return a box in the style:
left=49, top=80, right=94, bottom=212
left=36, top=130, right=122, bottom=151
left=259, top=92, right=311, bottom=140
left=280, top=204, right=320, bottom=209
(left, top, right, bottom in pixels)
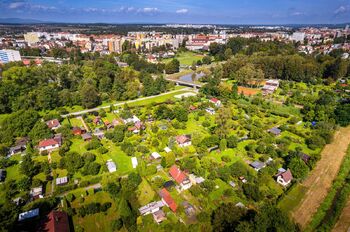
left=138, top=7, right=159, bottom=13
left=291, top=12, right=304, bottom=16
left=334, top=5, right=350, bottom=14
left=176, top=8, right=188, bottom=14
left=8, top=2, right=26, bottom=9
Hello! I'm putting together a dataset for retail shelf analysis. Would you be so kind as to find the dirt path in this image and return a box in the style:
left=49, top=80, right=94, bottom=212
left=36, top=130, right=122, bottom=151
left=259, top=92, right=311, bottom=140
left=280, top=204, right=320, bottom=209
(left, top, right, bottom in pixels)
left=291, top=126, right=350, bottom=229
left=332, top=198, right=350, bottom=232
left=61, top=88, right=192, bottom=117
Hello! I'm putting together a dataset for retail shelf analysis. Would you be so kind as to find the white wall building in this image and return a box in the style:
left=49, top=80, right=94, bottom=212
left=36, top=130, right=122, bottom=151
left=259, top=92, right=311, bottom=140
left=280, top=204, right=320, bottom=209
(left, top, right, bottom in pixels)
left=0, top=50, right=21, bottom=64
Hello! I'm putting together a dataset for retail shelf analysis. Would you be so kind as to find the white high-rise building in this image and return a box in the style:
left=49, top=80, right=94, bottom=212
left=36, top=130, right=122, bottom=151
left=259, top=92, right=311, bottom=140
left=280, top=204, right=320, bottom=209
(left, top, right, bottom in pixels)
left=290, top=32, right=305, bottom=42
left=0, top=50, right=21, bottom=64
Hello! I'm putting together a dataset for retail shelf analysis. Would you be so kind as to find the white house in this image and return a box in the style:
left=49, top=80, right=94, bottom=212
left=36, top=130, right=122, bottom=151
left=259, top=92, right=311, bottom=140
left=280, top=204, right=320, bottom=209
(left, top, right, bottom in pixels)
left=175, top=135, right=192, bottom=148
left=210, top=98, right=221, bottom=107
left=205, top=107, right=215, bottom=115
left=151, top=152, right=161, bottom=160
left=139, top=201, right=165, bottom=216
left=164, top=147, right=172, bottom=153
left=38, top=139, right=60, bottom=153
left=131, top=157, right=138, bottom=169
left=276, top=169, right=293, bottom=187
left=56, top=176, right=68, bottom=186
left=106, top=160, right=117, bottom=173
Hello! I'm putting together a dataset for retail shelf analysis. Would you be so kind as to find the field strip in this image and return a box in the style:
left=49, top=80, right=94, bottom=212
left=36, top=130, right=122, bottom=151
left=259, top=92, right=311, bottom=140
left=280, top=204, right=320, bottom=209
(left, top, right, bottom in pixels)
left=291, top=126, right=350, bottom=228
left=332, top=196, right=350, bottom=231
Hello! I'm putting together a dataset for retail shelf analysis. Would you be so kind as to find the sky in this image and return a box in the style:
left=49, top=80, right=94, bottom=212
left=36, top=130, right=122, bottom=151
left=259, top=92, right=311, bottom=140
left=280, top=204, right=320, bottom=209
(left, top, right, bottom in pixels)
left=0, top=0, right=350, bottom=24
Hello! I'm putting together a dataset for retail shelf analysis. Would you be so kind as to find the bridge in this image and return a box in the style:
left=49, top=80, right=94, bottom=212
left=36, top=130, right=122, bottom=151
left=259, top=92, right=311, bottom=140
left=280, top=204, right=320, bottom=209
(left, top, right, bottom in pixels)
left=165, top=78, right=203, bottom=89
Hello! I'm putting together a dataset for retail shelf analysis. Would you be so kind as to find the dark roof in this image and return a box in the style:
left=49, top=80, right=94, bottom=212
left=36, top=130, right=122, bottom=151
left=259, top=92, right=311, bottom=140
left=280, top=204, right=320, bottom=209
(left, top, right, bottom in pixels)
left=299, top=153, right=311, bottom=163
left=268, top=127, right=281, bottom=135
left=278, top=169, right=293, bottom=182
left=250, top=161, right=265, bottom=170
left=163, top=180, right=175, bottom=188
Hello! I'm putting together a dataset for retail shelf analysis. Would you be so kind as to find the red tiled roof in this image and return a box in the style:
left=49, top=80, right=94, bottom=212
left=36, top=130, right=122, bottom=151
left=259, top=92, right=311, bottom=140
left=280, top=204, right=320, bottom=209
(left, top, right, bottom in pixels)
left=210, top=98, right=219, bottom=103
left=46, top=119, right=60, bottom=129
left=38, top=139, right=59, bottom=148
left=43, top=210, right=70, bottom=232
left=176, top=135, right=190, bottom=144
left=169, top=165, right=187, bottom=184
left=159, top=188, right=177, bottom=212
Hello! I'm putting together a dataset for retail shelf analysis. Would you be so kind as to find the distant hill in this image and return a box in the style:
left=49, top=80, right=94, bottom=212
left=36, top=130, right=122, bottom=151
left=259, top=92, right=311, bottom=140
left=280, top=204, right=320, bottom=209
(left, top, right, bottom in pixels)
left=0, top=18, right=49, bottom=24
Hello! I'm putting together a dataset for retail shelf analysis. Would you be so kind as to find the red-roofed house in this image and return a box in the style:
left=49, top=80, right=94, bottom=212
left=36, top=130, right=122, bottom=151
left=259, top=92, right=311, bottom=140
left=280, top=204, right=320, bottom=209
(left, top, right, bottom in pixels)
left=159, top=188, right=177, bottom=212
left=175, top=135, right=191, bottom=148
left=46, top=119, right=61, bottom=130
left=38, top=139, right=60, bottom=153
left=209, top=98, right=221, bottom=107
left=276, top=169, right=293, bottom=187
left=72, top=127, right=85, bottom=136
left=169, top=165, right=192, bottom=190
left=41, top=210, right=70, bottom=232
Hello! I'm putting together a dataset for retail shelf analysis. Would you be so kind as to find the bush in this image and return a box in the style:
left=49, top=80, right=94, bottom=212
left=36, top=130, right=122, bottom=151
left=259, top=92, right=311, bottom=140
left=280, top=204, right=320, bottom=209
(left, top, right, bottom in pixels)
left=97, top=146, right=108, bottom=154
left=85, top=138, right=102, bottom=150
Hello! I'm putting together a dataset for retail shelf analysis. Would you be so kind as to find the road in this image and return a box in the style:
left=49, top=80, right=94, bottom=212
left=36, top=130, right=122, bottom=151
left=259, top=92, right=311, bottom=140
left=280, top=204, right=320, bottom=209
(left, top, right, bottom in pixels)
left=77, top=116, right=89, bottom=132
left=61, top=88, right=192, bottom=117
left=291, top=126, right=350, bottom=229
left=57, top=183, right=102, bottom=197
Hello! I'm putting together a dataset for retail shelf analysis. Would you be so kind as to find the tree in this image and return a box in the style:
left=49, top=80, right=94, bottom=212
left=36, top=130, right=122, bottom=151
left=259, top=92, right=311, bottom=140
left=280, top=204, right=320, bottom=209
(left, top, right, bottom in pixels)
left=211, top=203, right=247, bottom=232
left=235, top=64, right=264, bottom=87
left=215, top=107, right=233, bottom=139
left=29, top=121, right=53, bottom=144
left=20, top=154, right=36, bottom=177
left=224, top=48, right=233, bottom=60
left=335, top=103, right=350, bottom=126
left=288, top=157, right=309, bottom=180
left=174, top=106, right=188, bottom=122
left=80, top=83, right=101, bottom=109
left=165, top=59, right=180, bottom=74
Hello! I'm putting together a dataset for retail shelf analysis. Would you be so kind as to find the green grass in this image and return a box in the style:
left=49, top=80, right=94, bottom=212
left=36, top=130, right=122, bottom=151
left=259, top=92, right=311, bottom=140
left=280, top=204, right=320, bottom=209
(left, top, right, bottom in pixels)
left=72, top=191, right=119, bottom=232
left=127, top=90, right=195, bottom=107
left=163, top=51, right=204, bottom=66
left=137, top=178, right=156, bottom=205
left=278, top=184, right=307, bottom=214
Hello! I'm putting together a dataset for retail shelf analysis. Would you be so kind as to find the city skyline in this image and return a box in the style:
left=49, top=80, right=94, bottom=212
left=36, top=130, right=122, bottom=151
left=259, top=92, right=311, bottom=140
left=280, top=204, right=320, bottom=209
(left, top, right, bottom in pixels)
left=0, top=0, right=350, bottom=24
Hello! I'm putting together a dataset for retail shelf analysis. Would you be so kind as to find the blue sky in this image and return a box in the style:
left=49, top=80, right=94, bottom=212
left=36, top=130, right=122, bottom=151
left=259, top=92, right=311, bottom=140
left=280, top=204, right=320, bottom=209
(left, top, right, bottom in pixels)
left=0, top=0, right=350, bottom=24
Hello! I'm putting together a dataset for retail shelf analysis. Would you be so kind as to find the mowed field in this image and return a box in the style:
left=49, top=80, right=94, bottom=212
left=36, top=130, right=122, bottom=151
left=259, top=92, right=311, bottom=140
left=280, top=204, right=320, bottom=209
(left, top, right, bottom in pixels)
left=290, top=126, right=350, bottom=228
left=332, top=198, right=350, bottom=232
left=237, top=86, right=260, bottom=96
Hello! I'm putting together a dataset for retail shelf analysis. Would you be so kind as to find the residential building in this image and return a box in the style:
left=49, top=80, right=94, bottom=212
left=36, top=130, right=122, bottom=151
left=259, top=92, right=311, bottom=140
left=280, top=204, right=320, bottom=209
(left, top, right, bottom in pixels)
left=276, top=169, right=293, bottom=187
left=268, top=127, right=282, bottom=136
left=152, top=210, right=166, bottom=224
left=0, top=49, right=21, bottom=64
left=41, top=210, right=70, bottom=232
left=139, top=201, right=165, bottom=216
left=38, top=138, right=61, bottom=153
left=18, top=208, right=40, bottom=222
left=131, top=157, right=138, bottom=169
left=56, top=177, right=68, bottom=186
left=24, top=32, right=40, bottom=44
left=175, top=135, right=192, bottom=147
left=159, top=188, right=177, bottom=212
left=151, top=152, right=161, bottom=160
left=169, top=165, right=192, bottom=190
left=210, top=98, right=221, bottom=107
left=106, top=160, right=117, bottom=173
left=250, top=161, right=266, bottom=171
left=46, top=119, right=61, bottom=130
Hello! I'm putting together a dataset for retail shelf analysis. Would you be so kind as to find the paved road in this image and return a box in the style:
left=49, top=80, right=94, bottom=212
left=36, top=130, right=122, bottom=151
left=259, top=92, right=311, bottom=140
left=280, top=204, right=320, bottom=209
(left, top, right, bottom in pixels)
left=61, top=88, right=192, bottom=117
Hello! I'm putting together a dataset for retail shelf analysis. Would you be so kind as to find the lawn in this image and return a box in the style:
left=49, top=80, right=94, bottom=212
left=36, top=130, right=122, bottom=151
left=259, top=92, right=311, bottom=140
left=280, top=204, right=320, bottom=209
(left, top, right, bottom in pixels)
left=137, top=178, right=156, bottom=205
left=163, top=51, right=205, bottom=66
left=72, top=191, right=119, bottom=232
left=278, top=184, right=307, bottom=214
